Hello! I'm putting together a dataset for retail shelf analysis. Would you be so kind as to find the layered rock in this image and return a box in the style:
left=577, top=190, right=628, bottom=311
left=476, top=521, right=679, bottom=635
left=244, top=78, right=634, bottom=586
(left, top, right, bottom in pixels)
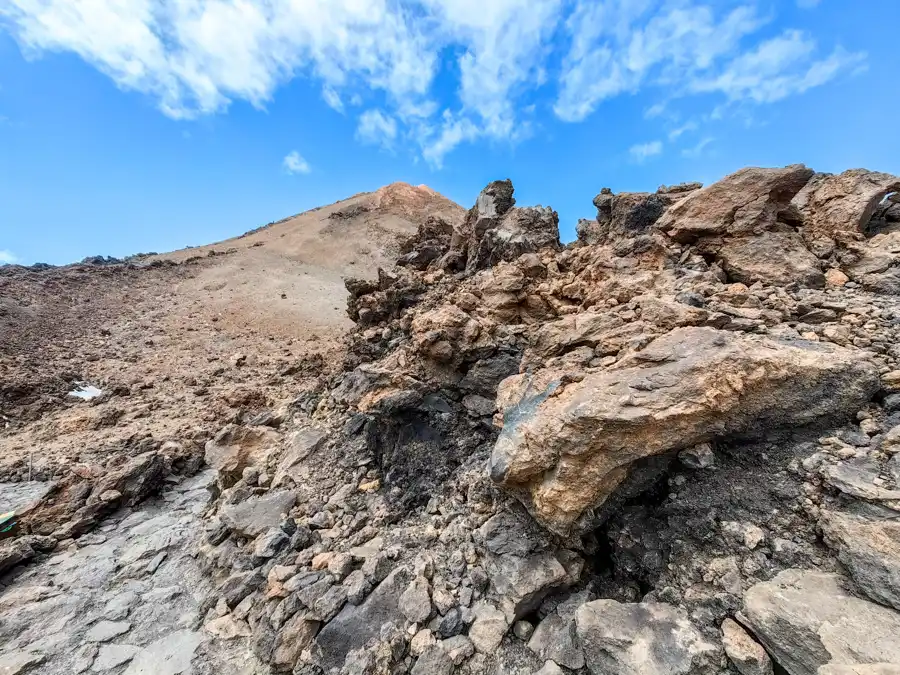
left=490, top=327, right=878, bottom=534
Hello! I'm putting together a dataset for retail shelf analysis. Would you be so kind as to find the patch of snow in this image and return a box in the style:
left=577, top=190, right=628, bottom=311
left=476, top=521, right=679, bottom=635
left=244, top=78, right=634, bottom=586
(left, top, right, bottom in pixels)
left=68, top=384, right=103, bottom=400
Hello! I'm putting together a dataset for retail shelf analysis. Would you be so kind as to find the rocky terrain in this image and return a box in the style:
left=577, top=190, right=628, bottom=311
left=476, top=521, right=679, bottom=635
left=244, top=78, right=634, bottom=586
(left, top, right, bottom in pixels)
left=2, top=166, right=900, bottom=675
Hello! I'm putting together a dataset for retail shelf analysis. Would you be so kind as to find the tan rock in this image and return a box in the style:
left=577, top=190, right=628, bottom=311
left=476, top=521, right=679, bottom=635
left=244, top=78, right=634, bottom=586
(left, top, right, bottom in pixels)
left=826, top=268, right=850, bottom=286
left=490, top=327, right=878, bottom=534
left=722, top=618, right=773, bottom=675
left=659, top=165, right=814, bottom=242
left=795, top=169, right=900, bottom=248
left=715, top=231, right=824, bottom=288
left=205, top=425, right=280, bottom=486
left=272, top=616, right=320, bottom=670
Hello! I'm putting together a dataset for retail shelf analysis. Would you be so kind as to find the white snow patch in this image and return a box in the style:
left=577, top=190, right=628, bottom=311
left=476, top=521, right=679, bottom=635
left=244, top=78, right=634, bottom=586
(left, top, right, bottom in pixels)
left=68, top=384, right=103, bottom=400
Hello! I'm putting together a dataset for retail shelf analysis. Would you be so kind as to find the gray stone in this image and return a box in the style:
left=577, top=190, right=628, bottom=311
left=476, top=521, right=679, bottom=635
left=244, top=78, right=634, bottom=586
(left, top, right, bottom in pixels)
left=722, top=618, right=773, bottom=675
left=343, top=570, right=373, bottom=605
left=310, top=584, right=348, bottom=623
left=220, top=490, right=297, bottom=538
left=740, top=569, right=900, bottom=675
left=437, top=607, right=463, bottom=638
left=575, top=600, right=718, bottom=675
left=822, top=458, right=900, bottom=501
left=0, top=651, right=47, bottom=674
left=468, top=602, right=509, bottom=654
left=679, top=443, right=716, bottom=469
left=528, top=612, right=584, bottom=670
left=253, top=528, right=289, bottom=558
left=513, top=620, right=534, bottom=641
left=86, top=620, right=132, bottom=643
left=218, top=569, right=264, bottom=608
left=93, top=644, right=139, bottom=671
left=532, top=663, right=565, bottom=675
left=486, top=549, right=574, bottom=621
left=123, top=630, right=203, bottom=674
left=820, top=510, right=900, bottom=610
left=314, top=566, right=413, bottom=672
left=441, top=635, right=475, bottom=665
left=411, top=645, right=454, bottom=675
left=399, top=575, right=433, bottom=623
left=0, top=538, right=36, bottom=575
left=102, top=591, right=138, bottom=620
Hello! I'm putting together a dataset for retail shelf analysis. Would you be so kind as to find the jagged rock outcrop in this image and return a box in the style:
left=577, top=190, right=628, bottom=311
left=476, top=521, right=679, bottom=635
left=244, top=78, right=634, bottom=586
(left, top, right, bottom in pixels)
left=490, top=327, right=878, bottom=534
left=438, top=180, right=561, bottom=272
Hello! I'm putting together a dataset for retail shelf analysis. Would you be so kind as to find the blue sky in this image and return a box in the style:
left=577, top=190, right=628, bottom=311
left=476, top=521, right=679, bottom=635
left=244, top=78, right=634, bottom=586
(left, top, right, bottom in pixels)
left=1, top=0, right=897, bottom=266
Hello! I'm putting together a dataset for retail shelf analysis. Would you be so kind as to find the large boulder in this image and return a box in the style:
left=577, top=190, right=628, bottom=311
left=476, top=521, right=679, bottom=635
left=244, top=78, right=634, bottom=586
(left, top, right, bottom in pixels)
left=490, top=327, right=879, bottom=535
left=580, top=189, right=676, bottom=244
left=90, top=451, right=167, bottom=507
left=658, top=165, right=814, bottom=242
left=794, top=169, right=900, bottom=251
left=714, top=230, right=824, bottom=288
left=820, top=509, right=900, bottom=611
left=574, top=600, right=719, bottom=675
left=739, top=569, right=900, bottom=675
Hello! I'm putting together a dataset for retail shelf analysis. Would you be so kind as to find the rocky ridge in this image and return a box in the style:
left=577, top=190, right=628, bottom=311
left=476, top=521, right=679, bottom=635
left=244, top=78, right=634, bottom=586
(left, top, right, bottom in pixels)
left=3, top=165, right=900, bottom=674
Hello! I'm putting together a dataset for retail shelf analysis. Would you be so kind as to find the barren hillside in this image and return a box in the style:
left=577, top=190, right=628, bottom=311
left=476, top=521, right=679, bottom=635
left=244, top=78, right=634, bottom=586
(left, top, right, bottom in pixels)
left=3, top=168, right=900, bottom=675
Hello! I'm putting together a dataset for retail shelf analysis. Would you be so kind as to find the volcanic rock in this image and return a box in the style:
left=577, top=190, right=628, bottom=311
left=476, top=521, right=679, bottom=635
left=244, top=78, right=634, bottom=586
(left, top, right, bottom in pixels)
left=739, top=569, right=900, bottom=675
left=490, top=327, right=878, bottom=534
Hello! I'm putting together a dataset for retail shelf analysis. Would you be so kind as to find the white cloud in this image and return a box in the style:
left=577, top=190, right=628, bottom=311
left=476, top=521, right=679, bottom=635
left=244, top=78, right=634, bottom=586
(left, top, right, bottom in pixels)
left=689, top=31, right=865, bottom=104
left=629, top=140, right=663, bottom=162
left=356, top=109, right=398, bottom=148
left=282, top=151, right=311, bottom=175
left=682, top=136, right=715, bottom=158
left=0, top=250, right=18, bottom=265
left=554, top=1, right=863, bottom=123
left=0, top=0, right=867, bottom=167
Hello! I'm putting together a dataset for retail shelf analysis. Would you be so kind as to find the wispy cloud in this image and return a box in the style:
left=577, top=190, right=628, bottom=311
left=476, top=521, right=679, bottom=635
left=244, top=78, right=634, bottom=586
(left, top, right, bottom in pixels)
left=629, top=140, right=663, bottom=163
left=0, top=250, right=18, bottom=265
left=322, top=87, right=344, bottom=113
left=554, top=2, right=864, bottom=123
left=282, top=151, right=311, bottom=175
left=682, top=137, right=715, bottom=158
left=0, top=0, right=866, bottom=168
left=668, top=121, right=698, bottom=140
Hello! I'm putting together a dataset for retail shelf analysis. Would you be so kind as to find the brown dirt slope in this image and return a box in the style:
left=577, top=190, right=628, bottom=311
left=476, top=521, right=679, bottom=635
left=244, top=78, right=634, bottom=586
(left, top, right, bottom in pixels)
left=0, top=182, right=464, bottom=483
